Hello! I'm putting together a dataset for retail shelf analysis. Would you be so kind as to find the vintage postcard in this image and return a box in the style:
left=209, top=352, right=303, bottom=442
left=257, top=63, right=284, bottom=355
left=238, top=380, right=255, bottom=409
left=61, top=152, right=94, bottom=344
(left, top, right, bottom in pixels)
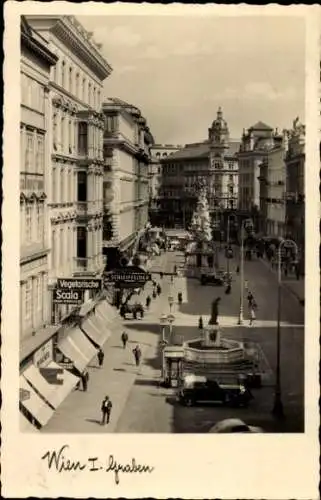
left=2, top=1, right=320, bottom=498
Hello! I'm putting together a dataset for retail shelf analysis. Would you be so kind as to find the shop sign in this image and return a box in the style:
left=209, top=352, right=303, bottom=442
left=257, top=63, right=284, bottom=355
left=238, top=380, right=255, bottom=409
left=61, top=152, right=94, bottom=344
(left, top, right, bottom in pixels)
left=33, top=339, right=53, bottom=368
left=103, top=266, right=151, bottom=289
left=57, top=278, right=102, bottom=290
left=53, top=288, right=84, bottom=304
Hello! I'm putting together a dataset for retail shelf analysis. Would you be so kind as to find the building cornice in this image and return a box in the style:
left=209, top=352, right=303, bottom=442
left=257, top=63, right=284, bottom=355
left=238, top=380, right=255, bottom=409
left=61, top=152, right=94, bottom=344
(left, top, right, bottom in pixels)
left=25, top=15, right=112, bottom=81
left=21, top=31, right=58, bottom=67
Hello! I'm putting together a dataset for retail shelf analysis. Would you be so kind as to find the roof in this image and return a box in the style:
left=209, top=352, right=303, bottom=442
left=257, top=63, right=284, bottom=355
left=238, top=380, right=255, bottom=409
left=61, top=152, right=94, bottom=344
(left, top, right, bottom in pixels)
left=249, top=121, right=273, bottom=131
left=226, top=140, right=241, bottom=156
left=162, top=141, right=210, bottom=161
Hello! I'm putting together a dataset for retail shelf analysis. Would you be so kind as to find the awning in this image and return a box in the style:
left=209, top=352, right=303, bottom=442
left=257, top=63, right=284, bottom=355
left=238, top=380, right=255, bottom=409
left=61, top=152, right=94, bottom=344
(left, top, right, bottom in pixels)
left=22, top=362, right=79, bottom=410
left=58, top=326, right=97, bottom=372
left=20, top=412, right=38, bottom=432
left=19, top=376, right=53, bottom=427
left=81, top=314, right=111, bottom=347
left=95, top=300, right=119, bottom=327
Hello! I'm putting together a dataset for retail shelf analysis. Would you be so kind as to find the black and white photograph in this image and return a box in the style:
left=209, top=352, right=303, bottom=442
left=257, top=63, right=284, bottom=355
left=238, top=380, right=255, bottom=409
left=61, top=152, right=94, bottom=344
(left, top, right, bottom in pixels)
left=2, top=2, right=320, bottom=498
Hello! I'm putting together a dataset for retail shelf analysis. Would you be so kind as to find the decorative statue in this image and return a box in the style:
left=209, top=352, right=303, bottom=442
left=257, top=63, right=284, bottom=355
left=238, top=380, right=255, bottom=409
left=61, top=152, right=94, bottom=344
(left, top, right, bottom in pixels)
left=208, top=297, right=221, bottom=325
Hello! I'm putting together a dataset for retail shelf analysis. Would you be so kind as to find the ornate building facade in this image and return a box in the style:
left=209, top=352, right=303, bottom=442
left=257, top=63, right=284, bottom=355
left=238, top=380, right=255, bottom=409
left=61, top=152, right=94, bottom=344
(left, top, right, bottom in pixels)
left=25, top=15, right=112, bottom=324
left=20, top=17, right=58, bottom=342
left=158, top=108, right=239, bottom=228
left=102, top=98, right=154, bottom=270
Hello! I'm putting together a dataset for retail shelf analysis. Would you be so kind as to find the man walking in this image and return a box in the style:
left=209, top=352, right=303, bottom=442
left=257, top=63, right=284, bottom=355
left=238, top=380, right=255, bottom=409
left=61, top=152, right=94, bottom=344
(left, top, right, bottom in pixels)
left=97, top=348, right=105, bottom=367
left=121, top=331, right=128, bottom=348
left=249, top=306, right=256, bottom=327
left=101, top=395, right=113, bottom=425
left=133, top=344, right=142, bottom=366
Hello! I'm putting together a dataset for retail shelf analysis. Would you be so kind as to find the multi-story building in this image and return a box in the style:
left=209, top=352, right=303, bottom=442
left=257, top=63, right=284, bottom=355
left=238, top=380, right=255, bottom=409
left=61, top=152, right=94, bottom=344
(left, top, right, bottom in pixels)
left=158, top=108, right=239, bottom=228
left=148, top=144, right=181, bottom=226
left=20, top=17, right=58, bottom=342
left=284, top=118, right=305, bottom=265
left=102, top=98, right=154, bottom=270
left=26, top=15, right=112, bottom=324
left=259, top=136, right=286, bottom=237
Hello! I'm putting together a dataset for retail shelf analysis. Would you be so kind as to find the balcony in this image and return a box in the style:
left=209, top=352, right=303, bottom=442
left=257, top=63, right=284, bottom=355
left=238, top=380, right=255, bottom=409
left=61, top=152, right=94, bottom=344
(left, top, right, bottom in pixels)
left=77, top=201, right=103, bottom=217
left=73, top=255, right=105, bottom=277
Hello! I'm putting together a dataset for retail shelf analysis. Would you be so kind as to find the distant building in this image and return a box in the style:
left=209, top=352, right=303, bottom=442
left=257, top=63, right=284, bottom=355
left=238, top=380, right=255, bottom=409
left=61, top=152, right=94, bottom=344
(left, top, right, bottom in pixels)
left=158, top=108, right=239, bottom=228
left=284, top=118, right=305, bottom=265
left=102, top=98, right=154, bottom=269
left=20, top=17, right=58, bottom=342
left=238, top=121, right=283, bottom=229
left=259, top=136, right=286, bottom=237
left=149, top=144, right=181, bottom=225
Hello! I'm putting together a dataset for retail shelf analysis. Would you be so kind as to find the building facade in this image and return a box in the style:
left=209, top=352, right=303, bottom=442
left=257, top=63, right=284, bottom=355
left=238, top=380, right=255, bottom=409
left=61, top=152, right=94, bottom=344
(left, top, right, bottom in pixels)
left=26, top=15, right=112, bottom=325
left=20, top=17, right=58, bottom=341
left=148, top=144, right=181, bottom=225
left=158, top=108, right=239, bottom=228
left=259, top=140, right=286, bottom=237
left=284, top=118, right=305, bottom=263
left=102, top=98, right=154, bottom=270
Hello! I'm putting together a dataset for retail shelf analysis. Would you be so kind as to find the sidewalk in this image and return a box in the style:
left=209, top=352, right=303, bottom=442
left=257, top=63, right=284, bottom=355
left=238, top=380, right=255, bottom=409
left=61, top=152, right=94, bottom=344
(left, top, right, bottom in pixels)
left=259, top=257, right=305, bottom=304
left=42, top=252, right=175, bottom=433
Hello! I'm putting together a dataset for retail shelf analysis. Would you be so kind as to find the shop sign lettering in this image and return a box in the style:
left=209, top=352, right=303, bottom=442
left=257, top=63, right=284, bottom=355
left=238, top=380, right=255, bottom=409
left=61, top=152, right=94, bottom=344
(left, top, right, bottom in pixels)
left=57, top=278, right=101, bottom=290
left=53, top=288, right=84, bottom=304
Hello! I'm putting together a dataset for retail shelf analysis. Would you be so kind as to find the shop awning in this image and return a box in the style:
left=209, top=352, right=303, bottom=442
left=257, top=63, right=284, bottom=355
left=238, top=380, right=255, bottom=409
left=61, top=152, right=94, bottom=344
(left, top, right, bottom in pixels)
left=96, top=300, right=119, bottom=328
left=19, top=376, right=53, bottom=427
left=22, top=362, right=79, bottom=410
left=58, top=327, right=97, bottom=373
left=81, top=315, right=110, bottom=347
left=20, top=412, right=38, bottom=432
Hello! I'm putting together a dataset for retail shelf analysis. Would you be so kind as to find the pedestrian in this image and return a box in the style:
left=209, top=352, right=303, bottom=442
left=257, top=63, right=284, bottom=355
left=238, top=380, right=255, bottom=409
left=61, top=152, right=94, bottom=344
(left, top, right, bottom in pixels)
left=121, top=331, right=128, bottom=348
left=152, top=289, right=157, bottom=299
left=101, top=395, right=113, bottom=425
left=198, top=316, right=204, bottom=329
left=225, top=283, right=231, bottom=295
left=174, top=265, right=177, bottom=274
left=236, top=265, right=240, bottom=274
left=81, top=370, right=88, bottom=391
left=247, top=290, right=254, bottom=308
left=146, top=295, right=151, bottom=308
left=157, top=284, right=162, bottom=295
left=133, top=344, right=142, bottom=366
left=178, top=292, right=183, bottom=304
left=160, top=271, right=164, bottom=279
left=249, top=306, right=256, bottom=326
left=97, top=348, right=105, bottom=367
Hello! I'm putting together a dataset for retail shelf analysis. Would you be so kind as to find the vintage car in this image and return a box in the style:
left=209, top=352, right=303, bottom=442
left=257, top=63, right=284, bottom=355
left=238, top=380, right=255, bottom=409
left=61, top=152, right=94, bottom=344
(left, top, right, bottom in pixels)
left=209, top=418, right=263, bottom=433
left=200, top=273, right=224, bottom=286
left=119, top=302, right=144, bottom=319
left=176, top=375, right=253, bottom=407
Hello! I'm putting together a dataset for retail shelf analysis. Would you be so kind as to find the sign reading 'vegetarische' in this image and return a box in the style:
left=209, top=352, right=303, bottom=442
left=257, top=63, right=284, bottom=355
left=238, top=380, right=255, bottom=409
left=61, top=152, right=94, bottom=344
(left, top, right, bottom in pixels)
left=103, top=266, right=151, bottom=289
left=53, top=288, right=84, bottom=304
left=57, top=278, right=102, bottom=290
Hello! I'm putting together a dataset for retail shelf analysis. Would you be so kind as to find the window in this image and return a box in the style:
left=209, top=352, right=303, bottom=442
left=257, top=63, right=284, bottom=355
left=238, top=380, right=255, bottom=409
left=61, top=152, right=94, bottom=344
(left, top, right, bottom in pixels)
left=88, top=82, right=91, bottom=106
left=52, top=229, right=57, bottom=269
left=77, top=172, right=87, bottom=201
left=52, top=61, right=57, bottom=83
left=53, top=113, right=58, bottom=149
left=93, top=87, right=96, bottom=108
left=69, top=66, right=73, bottom=93
left=52, top=166, right=57, bottom=203
left=25, top=279, right=32, bottom=321
left=25, top=132, right=34, bottom=172
left=68, top=120, right=72, bottom=153
left=68, top=168, right=72, bottom=203
left=61, top=116, right=65, bottom=151
left=25, top=204, right=32, bottom=243
left=61, top=61, right=66, bottom=87
left=97, top=90, right=100, bottom=108
left=60, top=168, right=64, bottom=203
left=35, top=134, right=44, bottom=174
left=78, top=122, right=88, bottom=155
left=37, top=203, right=44, bottom=242
left=60, top=227, right=64, bottom=267
left=77, top=227, right=87, bottom=258
left=75, top=73, right=79, bottom=98
left=82, top=78, right=86, bottom=101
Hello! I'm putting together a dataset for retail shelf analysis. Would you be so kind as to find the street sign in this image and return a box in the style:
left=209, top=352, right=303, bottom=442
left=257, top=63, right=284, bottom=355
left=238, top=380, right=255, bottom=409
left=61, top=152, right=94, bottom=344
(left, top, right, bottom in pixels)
left=167, top=314, right=175, bottom=323
left=103, top=266, right=151, bottom=289
left=53, top=288, right=84, bottom=304
left=57, top=278, right=102, bottom=290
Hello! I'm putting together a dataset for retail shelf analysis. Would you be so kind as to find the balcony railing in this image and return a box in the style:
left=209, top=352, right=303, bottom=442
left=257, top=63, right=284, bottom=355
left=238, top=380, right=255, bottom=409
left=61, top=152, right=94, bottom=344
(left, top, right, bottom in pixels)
left=73, top=255, right=105, bottom=276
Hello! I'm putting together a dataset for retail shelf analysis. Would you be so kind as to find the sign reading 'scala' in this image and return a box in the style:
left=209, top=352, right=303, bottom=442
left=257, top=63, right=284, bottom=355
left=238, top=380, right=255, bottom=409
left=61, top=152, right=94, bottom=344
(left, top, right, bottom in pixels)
left=53, top=288, right=84, bottom=304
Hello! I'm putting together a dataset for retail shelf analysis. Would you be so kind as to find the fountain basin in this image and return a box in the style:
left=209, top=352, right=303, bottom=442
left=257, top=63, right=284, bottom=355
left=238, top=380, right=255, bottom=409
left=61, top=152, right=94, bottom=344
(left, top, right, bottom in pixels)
left=183, top=337, right=245, bottom=364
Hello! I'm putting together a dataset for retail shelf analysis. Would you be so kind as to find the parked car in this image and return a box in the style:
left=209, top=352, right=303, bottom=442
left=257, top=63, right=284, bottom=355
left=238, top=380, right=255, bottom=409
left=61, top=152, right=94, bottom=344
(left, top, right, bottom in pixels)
left=176, top=375, right=253, bottom=407
left=120, top=303, right=144, bottom=319
left=200, top=273, right=224, bottom=286
left=209, top=418, right=263, bottom=433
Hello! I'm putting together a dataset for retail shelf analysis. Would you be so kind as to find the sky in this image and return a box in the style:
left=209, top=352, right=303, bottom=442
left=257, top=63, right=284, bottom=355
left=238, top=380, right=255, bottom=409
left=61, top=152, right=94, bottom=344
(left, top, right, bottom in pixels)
left=79, top=14, right=305, bottom=145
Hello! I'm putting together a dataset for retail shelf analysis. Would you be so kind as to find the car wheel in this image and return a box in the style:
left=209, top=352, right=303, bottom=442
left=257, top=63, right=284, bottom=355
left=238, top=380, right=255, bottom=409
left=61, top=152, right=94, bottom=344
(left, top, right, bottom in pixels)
left=185, top=398, right=194, bottom=407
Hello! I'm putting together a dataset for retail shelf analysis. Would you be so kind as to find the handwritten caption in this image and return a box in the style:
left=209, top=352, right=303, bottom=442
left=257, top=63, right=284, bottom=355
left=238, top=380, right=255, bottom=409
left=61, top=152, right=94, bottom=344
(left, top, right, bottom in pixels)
left=41, top=445, right=155, bottom=485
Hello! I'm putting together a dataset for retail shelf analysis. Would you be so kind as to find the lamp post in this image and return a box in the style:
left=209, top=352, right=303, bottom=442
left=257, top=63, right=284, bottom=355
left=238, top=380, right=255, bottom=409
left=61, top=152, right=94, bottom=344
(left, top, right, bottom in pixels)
left=272, top=238, right=298, bottom=418
left=226, top=215, right=232, bottom=275
left=237, top=220, right=246, bottom=325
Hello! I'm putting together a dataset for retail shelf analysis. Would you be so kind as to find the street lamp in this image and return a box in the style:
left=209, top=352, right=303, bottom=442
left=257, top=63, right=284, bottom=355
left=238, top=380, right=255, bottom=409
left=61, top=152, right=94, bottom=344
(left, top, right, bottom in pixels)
left=272, top=238, right=298, bottom=419
left=237, top=220, right=246, bottom=325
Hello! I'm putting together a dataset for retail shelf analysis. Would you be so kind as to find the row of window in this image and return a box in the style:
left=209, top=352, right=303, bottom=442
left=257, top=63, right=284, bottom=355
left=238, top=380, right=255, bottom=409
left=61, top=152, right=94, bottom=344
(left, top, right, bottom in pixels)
left=20, top=201, right=45, bottom=247
left=51, top=58, right=101, bottom=109
left=20, top=273, right=47, bottom=337
left=52, top=115, right=103, bottom=159
left=20, top=128, right=45, bottom=176
left=51, top=167, right=103, bottom=205
left=21, top=73, right=45, bottom=113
